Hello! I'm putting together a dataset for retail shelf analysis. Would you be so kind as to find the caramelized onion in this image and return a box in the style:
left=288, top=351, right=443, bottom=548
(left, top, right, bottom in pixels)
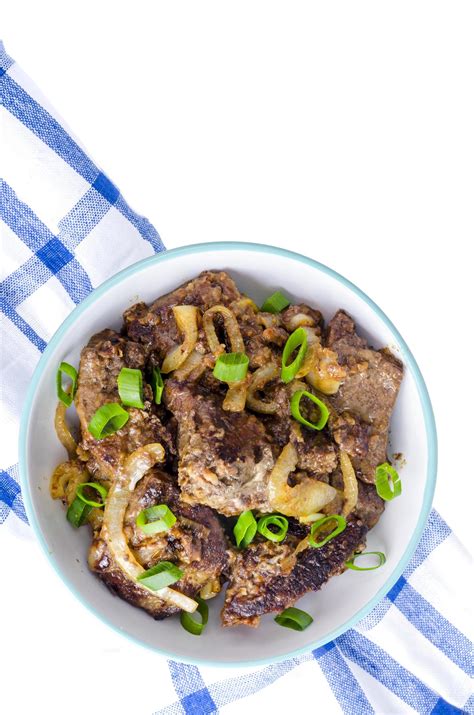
left=173, top=349, right=207, bottom=381
left=199, top=577, right=221, bottom=600
left=203, top=305, right=244, bottom=357
left=268, top=443, right=337, bottom=517
left=55, top=400, right=77, bottom=458
left=223, top=380, right=248, bottom=412
left=101, top=443, right=197, bottom=613
left=161, top=306, right=199, bottom=373
left=340, top=450, right=358, bottom=517
left=246, top=363, right=279, bottom=414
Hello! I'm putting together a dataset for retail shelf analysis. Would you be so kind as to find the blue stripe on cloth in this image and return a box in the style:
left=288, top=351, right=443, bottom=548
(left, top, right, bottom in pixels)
left=336, top=630, right=439, bottom=713
left=92, top=172, right=119, bottom=204
left=0, top=467, right=28, bottom=524
left=464, top=694, right=474, bottom=714
left=0, top=74, right=98, bottom=183
left=313, top=640, right=374, bottom=715
left=58, top=189, right=112, bottom=250
left=1, top=303, right=47, bottom=352
left=0, top=181, right=93, bottom=309
left=431, top=697, right=469, bottom=714
left=0, top=40, right=14, bottom=72
left=167, top=662, right=217, bottom=715
left=387, top=577, right=473, bottom=675
left=1, top=79, right=163, bottom=253
left=357, top=509, right=451, bottom=631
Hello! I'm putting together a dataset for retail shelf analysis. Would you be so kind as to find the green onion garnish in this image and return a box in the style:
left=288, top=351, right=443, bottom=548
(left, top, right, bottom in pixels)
left=66, top=496, right=92, bottom=528
left=233, top=510, right=257, bottom=548
left=346, top=551, right=386, bottom=571
left=152, top=366, right=164, bottom=404
left=375, top=462, right=402, bottom=501
left=261, top=291, right=290, bottom=313
left=76, top=482, right=108, bottom=508
left=88, top=402, right=129, bottom=440
left=136, top=504, right=177, bottom=535
left=290, top=389, right=329, bottom=430
left=281, top=328, right=308, bottom=383
left=180, top=597, right=209, bottom=636
left=137, top=561, right=183, bottom=590
left=309, top=514, right=347, bottom=548
left=117, top=367, right=145, bottom=409
left=213, top=352, right=249, bottom=383
left=274, top=607, right=313, bottom=631
left=257, top=514, right=289, bottom=543
left=56, top=362, right=78, bottom=407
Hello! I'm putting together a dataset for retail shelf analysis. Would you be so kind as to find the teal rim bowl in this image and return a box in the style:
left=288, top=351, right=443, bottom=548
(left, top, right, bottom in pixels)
left=19, top=241, right=437, bottom=667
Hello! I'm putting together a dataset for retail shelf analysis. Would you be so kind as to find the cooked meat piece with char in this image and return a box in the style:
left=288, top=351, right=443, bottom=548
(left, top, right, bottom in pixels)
left=75, top=329, right=175, bottom=483
left=164, top=380, right=275, bottom=515
left=123, top=271, right=241, bottom=360
left=89, top=469, right=228, bottom=619
left=222, top=517, right=367, bottom=626
left=353, top=480, right=385, bottom=529
left=326, top=310, right=403, bottom=483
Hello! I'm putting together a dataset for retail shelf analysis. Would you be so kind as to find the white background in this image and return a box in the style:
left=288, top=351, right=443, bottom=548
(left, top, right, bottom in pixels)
left=2, top=1, right=473, bottom=713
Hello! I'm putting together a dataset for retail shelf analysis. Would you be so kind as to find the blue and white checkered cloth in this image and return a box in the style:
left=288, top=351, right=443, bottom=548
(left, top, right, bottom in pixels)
left=1, top=41, right=472, bottom=714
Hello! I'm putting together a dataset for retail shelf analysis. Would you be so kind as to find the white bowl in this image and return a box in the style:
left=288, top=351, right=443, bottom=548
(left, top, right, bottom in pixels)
left=19, top=242, right=437, bottom=666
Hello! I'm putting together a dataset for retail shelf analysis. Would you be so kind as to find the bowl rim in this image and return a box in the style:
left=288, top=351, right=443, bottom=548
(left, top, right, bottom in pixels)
left=19, top=240, right=437, bottom=668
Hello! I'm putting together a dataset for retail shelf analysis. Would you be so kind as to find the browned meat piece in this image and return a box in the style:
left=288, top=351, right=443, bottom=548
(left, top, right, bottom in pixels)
left=123, top=271, right=241, bottom=360
left=330, top=412, right=370, bottom=459
left=281, top=303, right=324, bottom=334
left=89, top=469, right=228, bottom=619
left=326, top=310, right=403, bottom=483
left=222, top=517, right=367, bottom=626
left=353, top=480, right=385, bottom=529
left=164, top=380, right=275, bottom=515
left=75, top=329, right=175, bottom=482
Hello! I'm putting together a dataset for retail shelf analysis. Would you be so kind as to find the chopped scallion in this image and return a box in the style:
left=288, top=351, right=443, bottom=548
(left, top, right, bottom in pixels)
left=152, top=366, right=164, bottom=404
left=375, top=463, right=402, bottom=501
left=261, top=291, right=290, bottom=313
left=76, top=482, right=108, bottom=508
left=257, top=514, right=288, bottom=543
left=290, top=389, right=329, bottom=430
left=346, top=551, right=386, bottom=571
left=117, top=367, right=144, bottom=408
left=136, top=504, right=177, bottom=535
left=309, top=514, right=346, bottom=548
left=274, top=607, right=313, bottom=631
left=180, top=597, right=209, bottom=635
left=88, top=402, right=129, bottom=440
left=281, top=328, right=307, bottom=383
left=213, top=352, right=249, bottom=383
left=137, top=561, right=183, bottom=590
left=56, top=362, right=78, bottom=407
left=66, top=496, right=92, bottom=528
left=233, top=510, right=257, bottom=548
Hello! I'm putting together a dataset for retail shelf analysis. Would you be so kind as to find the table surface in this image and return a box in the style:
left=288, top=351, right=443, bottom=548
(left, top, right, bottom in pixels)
left=2, top=2, right=472, bottom=713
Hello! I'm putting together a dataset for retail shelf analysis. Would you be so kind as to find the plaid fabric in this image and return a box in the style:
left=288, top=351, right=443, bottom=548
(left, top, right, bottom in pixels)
left=1, top=41, right=472, bottom=714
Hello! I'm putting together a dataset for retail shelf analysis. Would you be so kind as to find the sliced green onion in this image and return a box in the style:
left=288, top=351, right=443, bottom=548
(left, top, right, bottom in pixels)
left=281, top=328, right=308, bottom=383
left=88, top=402, right=129, bottom=440
left=290, top=389, right=329, bottom=430
left=213, top=352, right=249, bottom=383
left=180, top=597, right=209, bottom=635
left=66, top=496, right=92, bottom=528
left=136, top=504, right=177, bottom=535
left=152, top=366, right=164, bottom=405
left=137, top=561, right=183, bottom=590
left=261, top=291, right=290, bottom=313
left=346, top=551, right=386, bottom=571
left=375, top=462, right=402, bottom=501
left=309, top=514, right=347, bottom=548
left=76, top=482, right=108, bottom=508
left=56, top=362, right=78, bottom=407
left=233, top=510, right=257, bottom=548
left=257, top=514, right=289, bottom=543
left=274, top=607, right=313, bottom=631
left=117, top=367, right=144, bottom=408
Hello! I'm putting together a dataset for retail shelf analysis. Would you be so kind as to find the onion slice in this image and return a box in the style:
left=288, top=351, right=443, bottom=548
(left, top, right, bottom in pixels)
left=101, top=443, right=198, bottom=613
left=203, top=305, right=245, bottom=356
left=55, top=399, right=77, bottom=458
left=340, top=450, right=359, bottom=517
left=161, top=306, right=199, bottom=373
left=268, top=442, right=337, bottom=517
left=246, top=363, right=279, bottom=414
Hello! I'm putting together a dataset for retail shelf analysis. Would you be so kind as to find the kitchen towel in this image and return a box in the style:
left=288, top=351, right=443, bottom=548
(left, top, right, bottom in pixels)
left=1, top=41, right=472, bottom=714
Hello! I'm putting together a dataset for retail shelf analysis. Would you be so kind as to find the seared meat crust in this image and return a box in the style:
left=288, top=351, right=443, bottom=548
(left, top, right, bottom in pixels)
left=89, top=470, right=228, bottom=619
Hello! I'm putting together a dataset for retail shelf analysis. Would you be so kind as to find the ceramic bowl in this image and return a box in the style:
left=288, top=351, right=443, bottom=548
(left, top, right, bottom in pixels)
left=19, top=242, right=437, bottom=666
